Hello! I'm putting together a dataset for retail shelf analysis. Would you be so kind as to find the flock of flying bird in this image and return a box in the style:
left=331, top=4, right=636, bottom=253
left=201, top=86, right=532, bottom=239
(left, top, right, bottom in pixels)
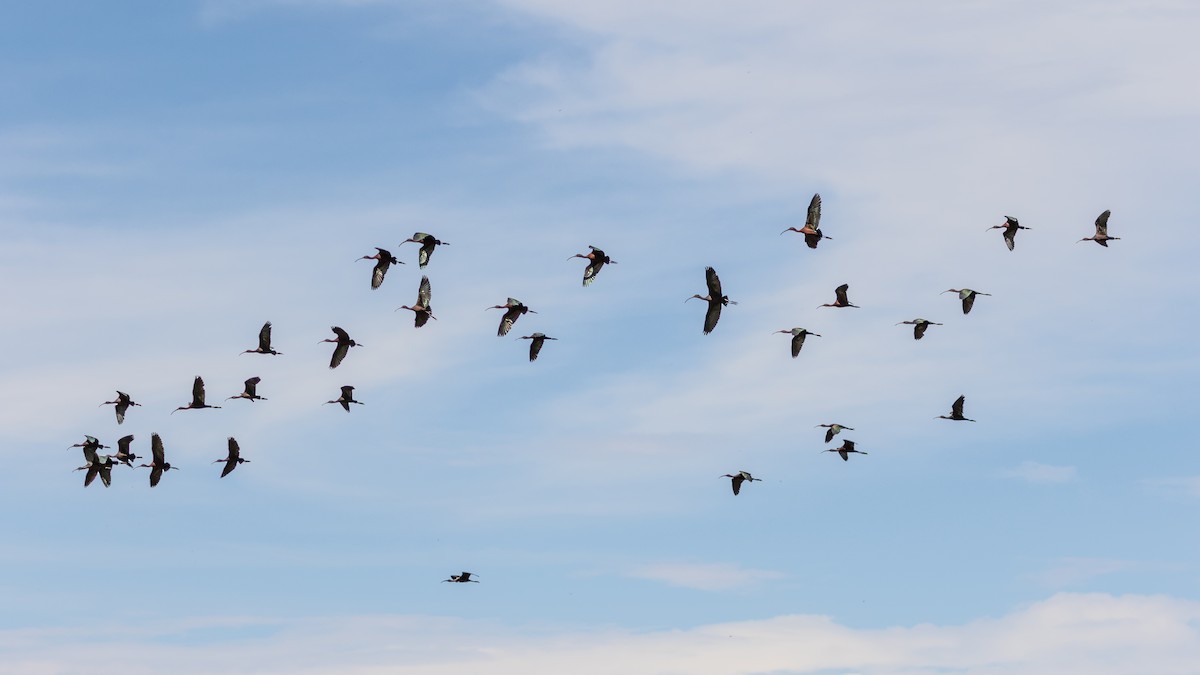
left=67, top=203, right=1122, bottom=579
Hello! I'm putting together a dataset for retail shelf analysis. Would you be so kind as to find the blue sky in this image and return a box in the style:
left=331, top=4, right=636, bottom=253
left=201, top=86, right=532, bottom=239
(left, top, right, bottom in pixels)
left=3, top=1, right=1199, bottom=672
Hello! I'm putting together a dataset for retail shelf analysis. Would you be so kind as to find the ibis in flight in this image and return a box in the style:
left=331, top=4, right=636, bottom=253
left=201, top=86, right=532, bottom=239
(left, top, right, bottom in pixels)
left=1079, top=210, right=1120, bottom=246
left=488, top=298, right=535, bottom=337
left=896, top=318, right=942, bottom=340
left=214, top=437, right=250, bottom=477
left=687, top=267, right=737, bottom=335
left=569, top=246, right=616, bottom=286
left=518, top=333, right=557, bottom=361
left=324, top=385, right=363, bottom=412
left=780, top=193, right=831, bottom=249
left=818, top=284, right=859, bottom=308
left=400, top=233, right=449, bottom=268
left=227, top=376, right=266, bottom=402
left=321, top=326, right=362, bottom=369
left=988, top=216, right=1030, bottom=251
left=815, top=423, right=854, bottom=444
left=395, top=276, right=436, bottom=328
left=942, top=288, right=990, bottom=315
left=443, top=572, right=479, bottom=583
left=824, top=439, right=868, bottom=462
left=139, top=433, right=178, bottom=487
left=172, top=376, right=221, bottom=413
left=721, top=471, right=761, bottom=496
left=938, top=395, right=976, bottom=422
left=358, top=247, right=402, bottom=289
left=241, top=321, right=282, bottom=355
left=773, top=327, right=820, bottom=358
left=100, top=391, right=141, bottom=425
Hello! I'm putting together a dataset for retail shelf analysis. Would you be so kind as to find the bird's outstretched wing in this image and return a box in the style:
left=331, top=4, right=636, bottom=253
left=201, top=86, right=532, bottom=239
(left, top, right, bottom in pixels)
left=705, top=267, right=723, bottom=298
left=1095, top=210, right=1111, bottom=237
left=152, top=433, right=165, bottom=465
left=192, top=377, right=207, bottom=406
left=703, top=301, right=722, bottom=335
left=806, top=193, right=821, bottom=230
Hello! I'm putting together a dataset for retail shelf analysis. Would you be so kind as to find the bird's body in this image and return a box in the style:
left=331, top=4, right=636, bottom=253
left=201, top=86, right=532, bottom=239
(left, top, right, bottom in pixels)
left=818, top=283, right=859, bottom=308
left=1079, top=210, right=1120, bottom=246
left=825, top=439, right=868, bottom=462
left=773, top=328, right=820, bottom=358
left=214, top=437, right=250, bottom=477
left=172, top=376, right=221, bottom=413
left=488, top=298, right=535, bottom=337
left=942, top=288, right=990, bottom=315
left=443, top=572, right=479, bottom=583
left=242, top=321, right=282, bottom=355
left=896, top=318, right=942, bottom=340
left=570, top=246, right=616, bottom=286
left=815, top=423, right=854, bottom=444
left=324, top=385, right=363, bottom=412
left=401, top=232, right=449, bottom=268
left=988, top=216, right=1030, bottom=251
left=100, top=391, right=141, bottom=424
left=518, top=333, right=557, bottom=361
left=75, top=453, right=115, bottom=488
left=780, top=193, right=831, bottom=249
left=938, top=395, right=976, bottom=422
left=321, top=326, right=362, bottom=369
left=721, top=470, right=761, bottom=496
left=70, top=435, right=109, bottom=463
left=358, top=247, right=402, bottom=289
left=112, top=434, right=140, bottom=466
left=227, top=376, right=266, bottom=402
left=396, top=276, right=435, bottom=328
left=139, top=433, right=177, bottom=487
left=687, top=267, right=737, bottom=334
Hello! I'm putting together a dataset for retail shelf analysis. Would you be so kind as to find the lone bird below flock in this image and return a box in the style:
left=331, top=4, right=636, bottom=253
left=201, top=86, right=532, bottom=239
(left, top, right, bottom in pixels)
left=213, top=437, right=250, bottom=477
left=818, top=284, right=859, bottom=309
left=241, top=321, right=282, bottom=355
left=824, top=439, right=868, bottom=462
left=322, top=326, right=362, bottom=369
left=687, top=267, right=737, bottom=335
left=400, top=232, right=449, bottom=268
left=172, top=377, right=221, bottom=414
left=773, top=328, right=820, bottom=358
left=569, top=246, right=616, bottom=286
left=896, top=318, right=942, bottom=340
left=815, top=423, right=854, bottom=444
left=488, top=298, right=535, bottom=337
left=227, top=376, right=266, bottom=402
left=780, top=193, right=831, bottom=249
left=988, top=216, right=1030, bottom=251
left=358, top=247, right=402, bottom=289
left=942, top=288, right=990, bottom=315
left=324, top=385, right=363, bottom=412
left=721, top=471, right=761, bottom=496
left=1079, top=210, right=1120, bottom=246
left=443, top=572, right=479, bottom=583
left=395, top=276, right=436, bottom=328
left=518, top=333, right=557, bottom=362
left=140, top=433, right=177, bottom=487
left=100, top=391, right=140, bottom=424
left=938, top=395, right=976, bottom=422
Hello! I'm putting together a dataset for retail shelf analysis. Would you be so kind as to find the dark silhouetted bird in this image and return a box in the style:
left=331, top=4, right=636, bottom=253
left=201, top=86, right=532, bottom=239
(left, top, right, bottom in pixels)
left=321, top=326, right=362, bottom=369
left=227, top=376, right=266, bottom=402
left=987, top=216, right=1030, bottom=251
left=569, top=246, right=617, bottom=286
left=896, top=318, right=942, bottom=340
left=241, top=321, right=282, bottom=355
left=139, top=433, right=177, bottom=487
left=815, top=423, right=854, bottom=444
left=942, top=288, right=990, bottom=315
left=938, top=395, right=976, bottom=422
left=214, top=437, right=250, bottom=477
left=443, top=572, right=479, bottom=583
left=324, top=385, right=363, bottom=412
left=824, top=439, right=868, bottom=462
left=720, top=471, right=761, bottom=496
left=818, top=283, right=859, bottom=308
left=773, top=327, right=820, bottom=357
left=358, top=247, right=402, bottom=289
left=1079, top=210, right=1120, bottom=246
left=780, top=193, right=831, bottom=249
left=112, top=434, right=140, bottom=466
left=488, top=298, right=535, bottom=337
left=396, top=276, right=436, bottom=328
left=518, top=333, right=557, bottom=361
left=172, top=376, right=221, bottom=413
left=100, top=391, right=141, bottom=424
left=75, top=453, right=115, bottom=488
left=687, top=267, right=737, bottom=335
left=400, top=232, right=449, bottom=268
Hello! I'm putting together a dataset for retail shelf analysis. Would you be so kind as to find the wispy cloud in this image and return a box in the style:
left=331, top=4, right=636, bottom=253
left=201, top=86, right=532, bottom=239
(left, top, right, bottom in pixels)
left=1003, top=461, right=1078, bottom=484
left=628, top=562, right=785, bottom=590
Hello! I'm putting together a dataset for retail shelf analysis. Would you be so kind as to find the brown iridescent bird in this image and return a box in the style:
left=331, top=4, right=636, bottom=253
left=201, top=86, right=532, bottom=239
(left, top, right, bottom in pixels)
left=401, top=232, right=449, bottom=268
left=241, top=321, right=282, bottom=355
left=987, top=216, right=1030, bottom=251
left=773, top=327, right=820, bottom=358
left=395, top=276, right=436, bottom=328
left=815, top=423, right=854, bottom=444
left=823, top=439, right=868, bottom=462
left=687, top=267, right=737, bottom=335
left=357, top=247, right=402, bottom=289
left=896, top=318, right=942, bottom=340
left=214, top=437, right=250, bottom=478
left=938, top=395, right=976, bottom=422
left=100, top=391, right=141, bottom=424
left=112, top=434, right=140, bottom=467
left=321, top=326, right=362, bottom=369
left=720, top=471, right=761, bottom=496
left=518, top=333, right=557, bottom=361
left=324, top=385, right=364, bottom=412
left=780, top=193, right=831, bottom=249
left=226, top=376, right=266, bottom=402
left=942, top=288, right=990, bottom=315
left=488, top=298, right=536, bottom=337
left=818, top=283, right=859, bottom=308
left=171, top=376, right=221, bottom=413
left=569, top=246, right=617, bottom=286
left=1079, top=210, right=1120, bottom=246
left=75, top=453, right=115, bottom=488
left=139, top=433, right=178, bottom=487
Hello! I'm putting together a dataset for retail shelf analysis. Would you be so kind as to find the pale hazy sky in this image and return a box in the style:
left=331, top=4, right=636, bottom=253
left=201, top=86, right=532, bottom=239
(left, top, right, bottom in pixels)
left=2, top=1, right=1198, bottom=673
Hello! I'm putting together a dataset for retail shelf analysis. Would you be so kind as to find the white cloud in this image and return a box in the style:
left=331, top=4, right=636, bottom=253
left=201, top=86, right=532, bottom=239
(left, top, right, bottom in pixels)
left=1003, top=461, right=1078, bottom=484
left=4, top=593, right=1200, bottom=674
left=629, top=562, right=785, bottom=590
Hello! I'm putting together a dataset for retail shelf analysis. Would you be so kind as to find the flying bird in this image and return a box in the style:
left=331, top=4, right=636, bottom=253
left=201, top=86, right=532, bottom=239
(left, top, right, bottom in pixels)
left=818, top=283, right=859, bottom=308
left=487, top=298, right=536, bottom=337
left=815, top=423, right=854, bottom=444
left=773, top=327, right=820, bottom=358
left=139, top=433, right=178, bottom=487
left=569, top=246, right=617, bottom=286
left=324, top=385, right=364, bottom=412
left=721, top=471, right=761, bottom=496
left=70, top=435, right=108, bottom=463
left=100, top=391, right=141, bottom=424
left=687, top=267, right=737, bottom=334
left=241, top=321, right=282, bottom=355
left=896, top=318, right=942, bottom=340
left=518, top=333, right=557, bottom=361
left=938, top=395, right=976, bottom=422
left=1079, top=210, right=1120, bottom=246
left=226, top=376, right=266, bottom=402
left=112, top=434, right=140, bottom=466
left=357, top=247, right=403, bottom=289
left=395, top=276, right=436, bottom=328
left=172, top=376, right=221, bottom=413
left=75, top=453, right=115, bottom=488
left=780, top=193, right=831, bottom=249
left=400, top=232, right=449, bottom=268
left=321, top=326, right=362, bottom=369
left=942, top=288, right=991, bottom=315
left=443, top=572, right=479, bottom=583
left=824, top=439, right=868, bottom=462
left=214, top=437, right=250, bottom=478
left=987, top=216, right=1030, bottom=251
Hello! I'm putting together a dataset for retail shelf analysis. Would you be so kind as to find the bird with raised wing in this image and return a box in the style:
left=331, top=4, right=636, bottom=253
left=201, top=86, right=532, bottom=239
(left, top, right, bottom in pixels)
left=324, top=385, right=364, bottom=412
left=112, top=434, right=140, bottom=467
left=358, top=247, right=403, bottom=289
left=75, top=453, right=115, bottom=488
left=226, top=376, right=267, bottom=402
left=172, top=376, right=221, bottom=413
left=1079, top=210, right=1120, bottom=246
left=687, top=267, right=737, bottom=335
left=773, top=327, right=820, bottom=358
left=214, top=437, right=250, bottom=478
left=100, top=391, right=141, bottom=425
left=395, top=276, right=436, bottom=328
left=321, top=326, right=362, bottom=369
left=896, top=318, right=942, bottom=340
left=720, top=471, right=761, bottom=496
left=987, top=216, right=1030, bottom=251
left=443, top=572, right=479, bottom=583
left=780, top=193, right=831, bottom=249
left=824, top=439, right=868, bottom=462
left=938, top=395, right=976, bottom=422
left=942, top=288, right=990, bottom=315
left=241, top=321, right=282, bottom=355
left=139, top=433, right=177, bottom=487
left=400, top=232, right=449, bottom=268
left=815, top=423, right=854, bottom=444
left=569, top=246, right=617, bottom=286
left=488, top=298, right=535, bottom=337
left=818, top=283, right=859, bottom=309
left=70, top=435, right=108, bottom=463
left=518, top=333, right=557, bottom=361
